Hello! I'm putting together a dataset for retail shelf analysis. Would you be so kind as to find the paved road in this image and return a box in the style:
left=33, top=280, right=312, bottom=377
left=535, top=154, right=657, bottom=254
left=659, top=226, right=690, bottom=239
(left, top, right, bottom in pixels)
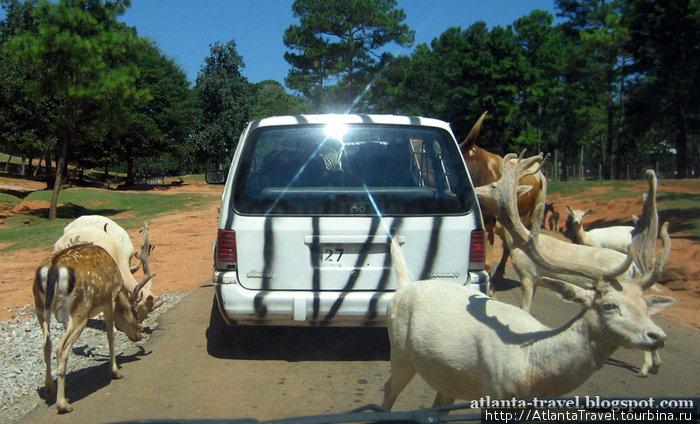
left=20, top=280, right=700, bottom=423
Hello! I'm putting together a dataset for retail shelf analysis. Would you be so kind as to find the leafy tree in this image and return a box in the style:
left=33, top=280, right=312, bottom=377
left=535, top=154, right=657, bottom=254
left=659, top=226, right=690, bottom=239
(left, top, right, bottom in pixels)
left=119, top=40, right=197, bottom=183
left=251, top=80, right=310, bottom=119
left=284, top=0, right=414, bottom=112
left=192, top=40, right=253, bottom=168
left=623, top=0, right=700, bottom=178
left=512, top=11, right=567, bottom=151
left=556, top=0, right=630, bottom=179
left=2, top=0, right=149, bottom=218
left=0, top=0, right=52, bottom=175
left=368, top=22, right=524, bottom=147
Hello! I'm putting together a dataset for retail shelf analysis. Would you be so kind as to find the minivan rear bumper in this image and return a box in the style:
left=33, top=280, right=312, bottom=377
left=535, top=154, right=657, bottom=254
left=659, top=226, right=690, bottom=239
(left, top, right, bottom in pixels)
left=213, top=270, right=490, bottom=327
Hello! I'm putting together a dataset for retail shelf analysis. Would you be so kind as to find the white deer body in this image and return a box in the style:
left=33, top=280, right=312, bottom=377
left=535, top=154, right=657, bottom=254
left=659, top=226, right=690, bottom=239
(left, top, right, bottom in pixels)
left=382, top=155, right=675, bottom=410
left=567, top=207, right=633, bottom=253
left=63, top=215, right=135, bottom=263
left=508, top=238, right=637, bottom=312
left=382, top=236, right=674, bottom=409
left=387, top=282, right=606, bottom=401
left=55, top=216, right=159, bottom=320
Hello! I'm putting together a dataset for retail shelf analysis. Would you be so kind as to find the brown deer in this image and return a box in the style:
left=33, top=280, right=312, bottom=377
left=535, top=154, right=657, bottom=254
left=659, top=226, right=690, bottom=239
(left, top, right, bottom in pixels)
left=460, top=112, right=547, bottom=291
left=33, top=225, right=155, bottom=413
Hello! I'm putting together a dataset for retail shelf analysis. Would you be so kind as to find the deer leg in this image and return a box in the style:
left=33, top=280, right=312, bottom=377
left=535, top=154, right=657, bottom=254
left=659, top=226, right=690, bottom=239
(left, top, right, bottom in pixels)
left=103, top=300, right=122, bottom=379
left=54, top=316, right=87, bottom=413
left=484, top=222, right=496, bottom=296
left=638, top=350, right=661, bottom=377
left=432, top=392, right=456, bottom=412
left=519, top=275, right=536, bottom=313
left=492, top=244, right=510, bottom=289
left=38, top=313, right=54, bottom=397
left=381, top=354, right=416, bottom=410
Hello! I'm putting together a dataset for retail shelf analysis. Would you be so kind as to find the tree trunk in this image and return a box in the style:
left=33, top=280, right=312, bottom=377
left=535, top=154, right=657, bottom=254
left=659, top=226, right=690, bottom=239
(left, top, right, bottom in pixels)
left=675, top=110, right=688, bottom=179
left=45, top=152, right=54, bottom=189
left=49, top=137, right=69, bottom=220
left=34, top=156, right=42, bottom=177
left=606, top=73, right=615, bottom=180
left=4, top=152, right=12, bottom=172
left=126, top=155, right=135, bottom=185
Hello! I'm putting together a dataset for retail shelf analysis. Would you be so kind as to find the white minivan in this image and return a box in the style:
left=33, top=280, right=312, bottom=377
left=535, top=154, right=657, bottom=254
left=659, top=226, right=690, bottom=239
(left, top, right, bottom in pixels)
left=210, top=114, right=488, bottom=335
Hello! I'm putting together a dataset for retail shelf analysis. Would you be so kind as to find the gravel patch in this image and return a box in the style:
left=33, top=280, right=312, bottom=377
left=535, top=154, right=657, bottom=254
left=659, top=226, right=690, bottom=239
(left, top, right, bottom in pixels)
left=0, top=291, right=189, bottom=423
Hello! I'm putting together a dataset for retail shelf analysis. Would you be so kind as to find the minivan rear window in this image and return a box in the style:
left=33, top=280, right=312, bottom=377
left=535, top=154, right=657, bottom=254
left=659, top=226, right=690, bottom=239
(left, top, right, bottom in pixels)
left=232, top=124, right=475, bottom=216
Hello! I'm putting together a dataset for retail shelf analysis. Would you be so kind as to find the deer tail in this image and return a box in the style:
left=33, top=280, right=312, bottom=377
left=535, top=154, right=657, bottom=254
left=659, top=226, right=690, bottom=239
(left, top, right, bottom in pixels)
left=390, top=236, right=411, bottom=289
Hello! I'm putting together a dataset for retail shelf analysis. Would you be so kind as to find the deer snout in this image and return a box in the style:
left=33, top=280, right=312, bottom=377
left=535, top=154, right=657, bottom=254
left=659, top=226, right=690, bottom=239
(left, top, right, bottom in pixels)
left=647, top=330, right=666, bottom=348
left=128, top=328, right=143, bottom=342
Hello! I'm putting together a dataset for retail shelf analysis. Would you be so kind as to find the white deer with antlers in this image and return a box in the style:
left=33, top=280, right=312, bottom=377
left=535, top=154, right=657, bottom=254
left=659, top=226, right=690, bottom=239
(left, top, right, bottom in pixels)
left=381, top=154, right=675, bottom=410
left=34, top=224, right=155, bottom=413
left=492, top=157, right=669, bottom=377
left=56, top=216, right=161, bottom=321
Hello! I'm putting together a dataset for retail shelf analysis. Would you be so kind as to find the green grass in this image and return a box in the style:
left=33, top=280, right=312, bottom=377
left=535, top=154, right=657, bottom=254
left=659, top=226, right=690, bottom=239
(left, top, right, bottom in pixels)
left=0, top=185, right=219, bottom=253
left=547, top=179, right=642, bottom=200
left=656, top=192, right=700, bottom=241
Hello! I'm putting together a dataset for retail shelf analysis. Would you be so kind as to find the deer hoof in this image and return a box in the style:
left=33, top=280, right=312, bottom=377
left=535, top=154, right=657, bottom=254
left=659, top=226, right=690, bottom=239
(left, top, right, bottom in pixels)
left=112, top=370, right=123, bottom=379
left=57, top=401, right=73, bottom=413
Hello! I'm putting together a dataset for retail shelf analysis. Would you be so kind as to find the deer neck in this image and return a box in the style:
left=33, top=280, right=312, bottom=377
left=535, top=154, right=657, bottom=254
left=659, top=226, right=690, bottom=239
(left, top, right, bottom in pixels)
left=575, top=223, right=594, bottom=246
left=522, top=309, right=618, bottom=397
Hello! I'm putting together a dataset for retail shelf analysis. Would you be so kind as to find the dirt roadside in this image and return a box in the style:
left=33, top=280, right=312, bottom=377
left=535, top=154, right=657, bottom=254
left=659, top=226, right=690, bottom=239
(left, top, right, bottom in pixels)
left=0, top=178, right=698, bottom=329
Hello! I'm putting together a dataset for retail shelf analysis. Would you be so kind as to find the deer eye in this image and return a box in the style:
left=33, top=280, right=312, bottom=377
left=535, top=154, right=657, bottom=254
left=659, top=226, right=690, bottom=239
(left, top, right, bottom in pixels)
left=602, top=302, right=618, bottom=311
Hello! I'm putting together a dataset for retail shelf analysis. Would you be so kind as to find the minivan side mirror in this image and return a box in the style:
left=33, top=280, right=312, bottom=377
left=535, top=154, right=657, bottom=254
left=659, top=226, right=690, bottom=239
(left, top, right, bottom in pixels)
left=205, top=169, right=227, bottom=184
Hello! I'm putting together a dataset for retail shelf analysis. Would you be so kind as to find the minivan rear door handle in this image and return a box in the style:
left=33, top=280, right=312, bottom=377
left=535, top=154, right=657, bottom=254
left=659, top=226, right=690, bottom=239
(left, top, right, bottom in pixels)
left=304, top=235, right=405, bottom=245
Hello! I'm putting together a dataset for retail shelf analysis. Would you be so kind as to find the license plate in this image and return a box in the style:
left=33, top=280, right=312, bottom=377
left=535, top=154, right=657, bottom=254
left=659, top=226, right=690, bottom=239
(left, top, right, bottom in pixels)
left=320, top=247, right=345, bottom=267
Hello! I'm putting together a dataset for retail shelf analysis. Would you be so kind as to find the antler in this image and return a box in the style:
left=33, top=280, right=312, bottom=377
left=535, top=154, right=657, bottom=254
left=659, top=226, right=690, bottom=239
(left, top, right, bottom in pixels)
left=495, top=151, right=548, bottom=243
left=130, top=222, right=156, bottom=304
left=520, top=202, right=636, bottom=284
left=631, top=170, right=659, bottom=274
left=495, top=151, right=635, bottom=285
left=638, top=222, right=671, bottom=290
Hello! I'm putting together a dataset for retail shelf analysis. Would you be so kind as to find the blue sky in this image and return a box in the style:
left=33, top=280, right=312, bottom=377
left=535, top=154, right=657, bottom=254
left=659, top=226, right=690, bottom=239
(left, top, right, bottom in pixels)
left=118, top=1, right=559, bottom=86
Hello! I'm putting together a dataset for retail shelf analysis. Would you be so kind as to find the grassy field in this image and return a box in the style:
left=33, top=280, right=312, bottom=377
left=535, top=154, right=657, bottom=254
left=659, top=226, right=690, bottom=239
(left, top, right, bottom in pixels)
left=0, top=178, right=218, bottom=252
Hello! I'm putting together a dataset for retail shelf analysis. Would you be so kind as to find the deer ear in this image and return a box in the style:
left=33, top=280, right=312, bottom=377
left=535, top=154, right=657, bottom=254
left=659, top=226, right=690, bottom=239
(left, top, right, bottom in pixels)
left=540, top=277, right=595, bottom=306
left=145, top=295, right=155, bottom=311
left=644, top=296, right=676, bottom=315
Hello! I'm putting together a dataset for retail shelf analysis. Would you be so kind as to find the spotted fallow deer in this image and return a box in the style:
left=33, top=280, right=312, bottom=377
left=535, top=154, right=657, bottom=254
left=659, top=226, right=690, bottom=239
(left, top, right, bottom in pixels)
left=34, top=227, right=155, bottom=413
left=381, top=155, right=675, bottom=410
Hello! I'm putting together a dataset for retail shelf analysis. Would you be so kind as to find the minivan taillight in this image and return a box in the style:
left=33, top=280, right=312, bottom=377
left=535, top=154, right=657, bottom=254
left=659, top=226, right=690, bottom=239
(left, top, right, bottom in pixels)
left=216, top=229, right=237, bottom=270
left=469, top=230, right=485, bottom=268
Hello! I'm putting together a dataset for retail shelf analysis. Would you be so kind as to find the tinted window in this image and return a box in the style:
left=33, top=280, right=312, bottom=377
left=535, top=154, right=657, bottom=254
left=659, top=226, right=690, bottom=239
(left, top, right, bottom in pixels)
left=232, top=124, right=475, bottom=216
